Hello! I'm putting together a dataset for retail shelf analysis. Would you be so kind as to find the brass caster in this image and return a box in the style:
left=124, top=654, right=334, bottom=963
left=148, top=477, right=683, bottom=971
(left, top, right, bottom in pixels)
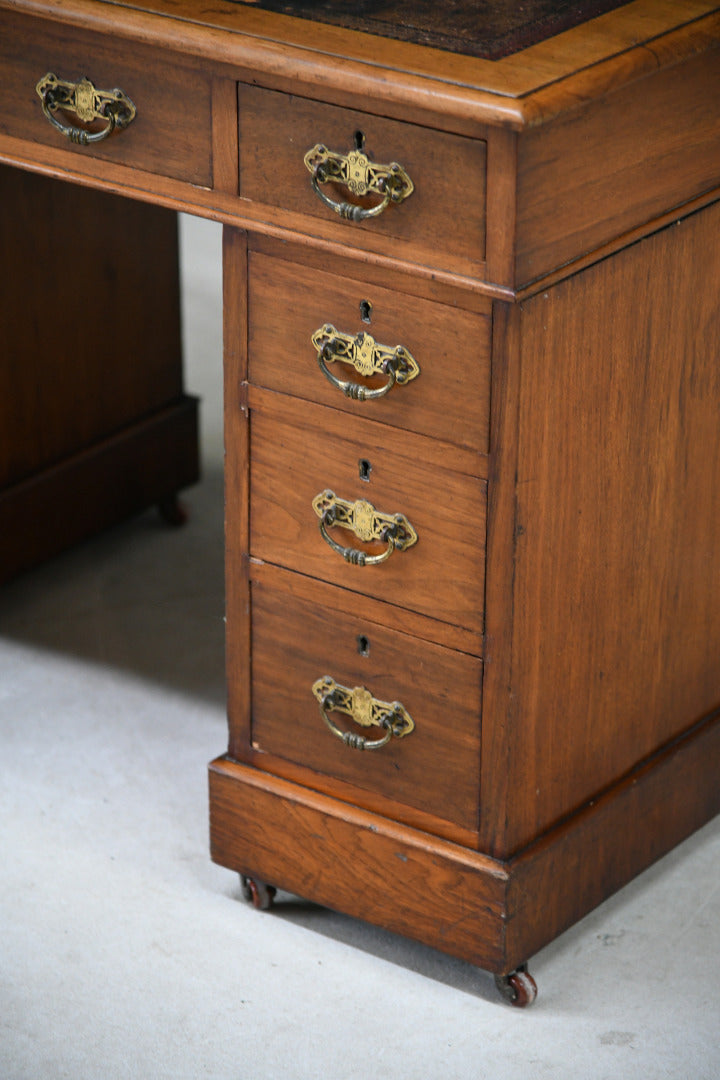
left=240, top=875, right=277, bottom=911
left=157, top=494, right=188, bottom=527
left=494, top=965, right=538, bottom=1007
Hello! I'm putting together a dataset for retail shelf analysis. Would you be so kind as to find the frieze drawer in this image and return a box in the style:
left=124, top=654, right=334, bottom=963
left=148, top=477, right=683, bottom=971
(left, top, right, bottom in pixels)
left=0, top=10, right=212, bottom=186
left=238, top=84, right=487, bottom=278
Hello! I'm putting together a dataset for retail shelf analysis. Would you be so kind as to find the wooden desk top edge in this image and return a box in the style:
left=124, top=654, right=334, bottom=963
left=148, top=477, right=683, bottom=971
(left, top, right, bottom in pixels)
left=3, top=0, right=718, bottom=129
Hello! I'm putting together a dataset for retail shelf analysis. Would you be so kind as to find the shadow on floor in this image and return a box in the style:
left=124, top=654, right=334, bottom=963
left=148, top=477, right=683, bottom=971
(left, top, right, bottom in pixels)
left=0, top=466, right=226, bottom=705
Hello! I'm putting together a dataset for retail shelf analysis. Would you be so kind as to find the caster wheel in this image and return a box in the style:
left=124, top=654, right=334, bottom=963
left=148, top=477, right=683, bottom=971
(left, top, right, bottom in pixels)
left=157, top=495, right=188, bottom=527
left=494, top=965, right=538, bottom=1007
left=240, top=875, right=277, bottom=911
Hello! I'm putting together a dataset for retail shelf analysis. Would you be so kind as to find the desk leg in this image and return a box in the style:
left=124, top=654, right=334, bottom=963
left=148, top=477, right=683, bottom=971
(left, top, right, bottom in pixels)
left=0, top=165, right=199, bottom=581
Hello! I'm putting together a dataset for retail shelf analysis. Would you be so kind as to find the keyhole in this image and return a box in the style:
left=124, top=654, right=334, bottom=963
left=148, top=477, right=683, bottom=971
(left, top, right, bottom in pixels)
left=354, top=130, right=365, bottom=150
left=359, top=299, right=372, bottom=324
left=359, top=458, right=372, bottom=482
left=357, top=634, right=371, bottom=657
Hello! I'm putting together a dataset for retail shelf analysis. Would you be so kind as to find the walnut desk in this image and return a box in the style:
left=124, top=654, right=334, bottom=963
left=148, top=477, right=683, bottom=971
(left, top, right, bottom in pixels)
left=1, top=0, right=719, bottom=1005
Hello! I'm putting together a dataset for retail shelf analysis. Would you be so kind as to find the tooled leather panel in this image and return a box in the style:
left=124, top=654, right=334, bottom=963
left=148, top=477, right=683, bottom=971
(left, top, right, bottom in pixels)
left=230, top=0, right=634, bottom=60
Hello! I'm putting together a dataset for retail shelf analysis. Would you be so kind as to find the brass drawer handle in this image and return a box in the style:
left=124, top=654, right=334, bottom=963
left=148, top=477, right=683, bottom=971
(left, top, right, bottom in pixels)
left=312, top=324, right=419, bottom=401
left=312, top=490, right=417, bottom=566
left=304, top=143, right=414, bottom=221
left=312, top=676, right=415, bottom=751
left=36, top=73, right=136, bottom=145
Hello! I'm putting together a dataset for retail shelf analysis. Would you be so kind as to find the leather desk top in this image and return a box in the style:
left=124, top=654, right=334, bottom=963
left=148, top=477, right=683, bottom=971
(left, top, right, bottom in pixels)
left=230, top=0, right=634, bottom=59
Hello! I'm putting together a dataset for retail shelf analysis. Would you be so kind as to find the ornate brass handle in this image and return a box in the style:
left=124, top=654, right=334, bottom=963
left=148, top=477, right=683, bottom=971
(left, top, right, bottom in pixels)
left=312, top=324, right=419, bottom=401
left=304, top=143, right=414, bottom=221
left=36, top=73, right=136, bottom=145
left=312, top=676, right=415, bottom=751
left=312, top=490, right=417, bottom=566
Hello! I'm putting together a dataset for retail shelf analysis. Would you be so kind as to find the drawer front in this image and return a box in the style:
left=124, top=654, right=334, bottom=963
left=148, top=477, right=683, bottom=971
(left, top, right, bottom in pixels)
left=238, top=86, right=487, bottom=277
left=0, top=11, right=212, bottom=185
left=248, top=250, right=491, bottom=453
left=250, top=573, right=482, bottom=833
left=248, top=390, right=486, bottom=636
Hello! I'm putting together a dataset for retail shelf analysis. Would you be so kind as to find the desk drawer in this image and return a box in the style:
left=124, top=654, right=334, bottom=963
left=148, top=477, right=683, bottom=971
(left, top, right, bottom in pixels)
left=238, top=85, right=486, bottom=277
left=249, top=571, right=482, bottom=835
left=248, top=388, right=486, bottom=636
left=0, top=11, right=212, bottom=186
left=248, top=249, right=491, bottom=453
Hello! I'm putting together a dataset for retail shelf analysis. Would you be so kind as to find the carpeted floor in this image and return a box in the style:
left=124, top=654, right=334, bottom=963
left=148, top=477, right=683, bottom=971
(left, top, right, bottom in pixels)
left=1, top=214, right=718, bottom=1080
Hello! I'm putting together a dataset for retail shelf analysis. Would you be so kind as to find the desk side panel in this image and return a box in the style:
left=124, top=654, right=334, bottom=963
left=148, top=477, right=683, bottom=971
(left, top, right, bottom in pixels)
left=496, top=200, right=720, bottom=854
left=516, top=44, right=720, bottom=288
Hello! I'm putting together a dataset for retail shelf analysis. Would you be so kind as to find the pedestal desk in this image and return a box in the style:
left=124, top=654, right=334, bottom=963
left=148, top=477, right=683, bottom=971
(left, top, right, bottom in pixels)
left=2, top=0, right=719, bottom=1004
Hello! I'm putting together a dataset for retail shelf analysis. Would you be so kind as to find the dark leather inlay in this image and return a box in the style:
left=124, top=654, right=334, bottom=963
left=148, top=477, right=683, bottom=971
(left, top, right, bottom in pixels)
left=232, top=0, right=634, bottom=60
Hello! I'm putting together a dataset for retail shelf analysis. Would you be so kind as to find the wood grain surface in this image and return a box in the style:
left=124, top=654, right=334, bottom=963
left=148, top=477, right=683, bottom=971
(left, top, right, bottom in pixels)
left=0, top=8, right=212, bottom=185
left=247, top=387, right=487, bottom=635
left=500, top=201, right=720, bottom=853
left=516, top=43, right=720, bottom=285
left=0, top=166, right=184, bottom=486
left=248, top=248, right=491, bottom=452
left=238, top=84, right=487, bottom=278
left=3, top=0, right=719, bottom=981
left=211, top=704, right=720, bottom=972
left=249, top=568, right=483, bottom=834
left=209, top=757, right=511, bottom=972
left=20, top=0, right=714, bottom=108
left=0, top=165, right=198, bottom=578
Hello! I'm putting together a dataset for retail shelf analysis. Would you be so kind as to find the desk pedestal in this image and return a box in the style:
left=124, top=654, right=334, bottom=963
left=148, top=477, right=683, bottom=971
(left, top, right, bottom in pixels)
left=0, top=167, right=198, bottom=580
